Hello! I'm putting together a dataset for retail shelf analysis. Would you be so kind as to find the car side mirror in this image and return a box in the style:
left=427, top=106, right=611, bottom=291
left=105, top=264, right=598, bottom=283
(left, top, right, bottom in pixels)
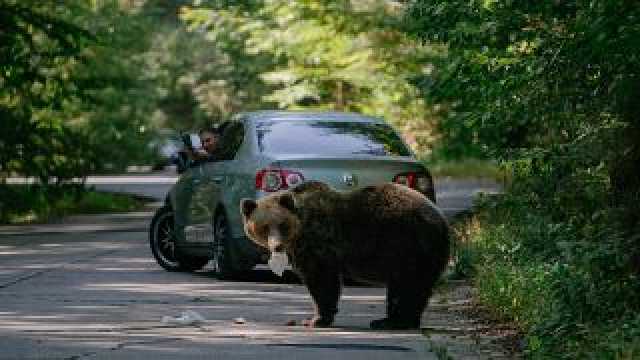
left=181, top=133, right=202, bottom=152
left=173, top=152, right=189, bottom=174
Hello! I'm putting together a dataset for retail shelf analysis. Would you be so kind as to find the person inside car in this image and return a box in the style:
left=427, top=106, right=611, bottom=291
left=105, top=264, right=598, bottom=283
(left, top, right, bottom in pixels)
left=173, top=127, right=220, bottom=172
left=189, top=127, right=220, bottom=163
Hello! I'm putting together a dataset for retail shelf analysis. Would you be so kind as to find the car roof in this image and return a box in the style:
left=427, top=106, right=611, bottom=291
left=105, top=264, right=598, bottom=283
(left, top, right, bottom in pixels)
left=236, top=110, right=386, bottom=125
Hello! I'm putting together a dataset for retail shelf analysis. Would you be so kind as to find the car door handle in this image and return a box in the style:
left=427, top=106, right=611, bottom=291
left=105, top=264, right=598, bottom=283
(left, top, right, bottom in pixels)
left=211, top=176, right=223, bottom=184
left=192, top=178, right=201, bottom=185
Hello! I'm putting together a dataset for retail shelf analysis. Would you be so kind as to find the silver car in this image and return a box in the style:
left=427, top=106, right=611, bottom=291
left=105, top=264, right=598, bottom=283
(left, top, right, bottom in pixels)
left=149, top=111, right=435, bottom=278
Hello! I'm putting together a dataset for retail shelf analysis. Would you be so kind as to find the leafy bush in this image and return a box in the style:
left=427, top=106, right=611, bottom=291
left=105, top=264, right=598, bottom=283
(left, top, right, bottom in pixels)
left=405, top=0, right=640, bottom=356
left=454, top=171, right=640, bottom=358
left=0, top=185, right=143, bottom=224
left=422, top=158, right=506, bottom=181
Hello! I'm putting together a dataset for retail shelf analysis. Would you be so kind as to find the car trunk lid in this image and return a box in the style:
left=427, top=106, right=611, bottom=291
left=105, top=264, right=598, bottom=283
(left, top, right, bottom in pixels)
left=268, top=155, right=427, bottom=191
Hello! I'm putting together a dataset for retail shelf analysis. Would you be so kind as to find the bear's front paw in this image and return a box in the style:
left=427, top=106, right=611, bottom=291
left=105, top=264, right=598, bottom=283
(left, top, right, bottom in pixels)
left=370, top=318, right=420, bottom=330
left=302, top=316, right=333, bottom=328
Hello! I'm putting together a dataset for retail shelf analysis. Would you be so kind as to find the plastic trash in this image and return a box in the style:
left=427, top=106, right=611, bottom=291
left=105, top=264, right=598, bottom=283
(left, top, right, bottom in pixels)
left=268, top=252, right=289, bottom=276
left=161, top=310, right=205, bottom=326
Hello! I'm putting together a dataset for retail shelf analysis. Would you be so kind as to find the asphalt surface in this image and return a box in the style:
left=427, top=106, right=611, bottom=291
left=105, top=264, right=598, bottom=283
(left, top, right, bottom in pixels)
left=0, top=175, right=505, bottom=359
left=0, top=232, right=509, bottom=360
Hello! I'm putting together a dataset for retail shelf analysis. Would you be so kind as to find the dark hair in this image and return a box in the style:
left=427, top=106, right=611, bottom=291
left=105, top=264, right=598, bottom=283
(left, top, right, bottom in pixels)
left=199, top=127, right=219, bottom=137
left=216, top=121, right=231, bottom=134
left=200, top=122, right=232, bottom=137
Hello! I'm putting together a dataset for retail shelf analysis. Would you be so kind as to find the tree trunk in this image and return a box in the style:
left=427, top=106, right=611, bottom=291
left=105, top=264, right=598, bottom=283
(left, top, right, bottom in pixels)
left=609, top=80, right=640, bottom=273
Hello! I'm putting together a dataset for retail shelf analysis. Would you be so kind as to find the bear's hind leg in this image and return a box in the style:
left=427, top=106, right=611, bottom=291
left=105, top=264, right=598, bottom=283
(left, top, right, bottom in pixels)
left=371, top=275, right=433, bottom=330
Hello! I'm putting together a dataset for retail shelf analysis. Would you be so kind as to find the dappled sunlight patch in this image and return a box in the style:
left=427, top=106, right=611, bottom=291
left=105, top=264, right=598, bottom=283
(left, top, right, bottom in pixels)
left=13, top=264, right=54, bottom=270
left=94, top=267, right=153, bottom=272
left=0, top=249, right=45, bottom=256
left=79, top=282, right=311, bottom=301
left=220, top=295, right=308, bottom=304
left=0, top=284, right=438, bottom=357
left=80, top=282, right=217, bottom=294
left=0, top=230, right=469, bottom=357
left=0, top=319, right=116, bottom=332
left=196, top=323, right=426, bottom=340
left=63, top=305, right=128, bottom=311
left=100, top=257, right=154, bottom=264
left=340, top=294, right=385, bottom=303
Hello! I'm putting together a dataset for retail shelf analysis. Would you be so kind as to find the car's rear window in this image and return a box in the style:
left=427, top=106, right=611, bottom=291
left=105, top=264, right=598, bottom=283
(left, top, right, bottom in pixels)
left=255, top=120, right=411, bottom=156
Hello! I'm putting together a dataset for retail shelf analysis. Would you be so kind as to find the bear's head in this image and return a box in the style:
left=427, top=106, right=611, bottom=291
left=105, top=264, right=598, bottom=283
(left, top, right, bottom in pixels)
left=240, top=192, right=300, bottom=253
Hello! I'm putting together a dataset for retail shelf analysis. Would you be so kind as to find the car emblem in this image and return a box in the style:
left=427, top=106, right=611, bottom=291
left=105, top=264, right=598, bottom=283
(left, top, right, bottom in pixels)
left=343, top=174, right=356, bottom=187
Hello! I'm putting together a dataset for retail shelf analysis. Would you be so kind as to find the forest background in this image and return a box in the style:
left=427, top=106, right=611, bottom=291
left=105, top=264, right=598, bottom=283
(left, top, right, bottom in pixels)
left=1, top=0, right=639, bottom=358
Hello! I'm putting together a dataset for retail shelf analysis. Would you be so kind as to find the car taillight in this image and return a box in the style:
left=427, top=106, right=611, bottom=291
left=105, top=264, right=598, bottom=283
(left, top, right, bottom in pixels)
left=394, top=173, right=415, bottom=188
left=256, top=168, right=304, bottom=192
left=393, top=172, right=432, bottom=194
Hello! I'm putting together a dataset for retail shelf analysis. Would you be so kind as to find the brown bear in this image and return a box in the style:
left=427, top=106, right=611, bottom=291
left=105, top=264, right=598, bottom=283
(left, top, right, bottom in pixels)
left=240, top=181, right=450, bottom=330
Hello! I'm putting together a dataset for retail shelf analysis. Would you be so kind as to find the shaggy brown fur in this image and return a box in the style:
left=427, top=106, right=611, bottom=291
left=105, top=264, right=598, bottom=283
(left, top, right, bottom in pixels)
left=240, top=180, right=450, bottom=330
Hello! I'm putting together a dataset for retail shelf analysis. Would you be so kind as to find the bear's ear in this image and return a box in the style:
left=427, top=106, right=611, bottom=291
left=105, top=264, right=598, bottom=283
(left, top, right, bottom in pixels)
left=240, top=199, right=257, bottom=218
left=279, top=193, right=296, bottom=213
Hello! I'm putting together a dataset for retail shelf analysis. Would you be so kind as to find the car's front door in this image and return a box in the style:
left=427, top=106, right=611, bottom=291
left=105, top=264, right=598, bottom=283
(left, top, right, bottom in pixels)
left=180, top=161, right=223, bottom=247
left=176, top=123, right=243, bottom=248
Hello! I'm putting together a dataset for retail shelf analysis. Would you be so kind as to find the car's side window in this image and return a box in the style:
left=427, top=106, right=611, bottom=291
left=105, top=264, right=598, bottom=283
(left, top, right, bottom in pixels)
left=215, top=122, right=245, bottom=161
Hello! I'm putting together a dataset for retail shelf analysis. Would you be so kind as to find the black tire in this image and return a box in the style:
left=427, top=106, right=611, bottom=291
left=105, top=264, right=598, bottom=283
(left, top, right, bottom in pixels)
left=212, top=211, right=241, bottom=279
left=149, top=206, right=209, bottom=272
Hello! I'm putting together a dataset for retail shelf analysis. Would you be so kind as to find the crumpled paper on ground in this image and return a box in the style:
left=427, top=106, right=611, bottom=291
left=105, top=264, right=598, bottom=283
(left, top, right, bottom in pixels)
left=161, top=310, right=205, bottom=326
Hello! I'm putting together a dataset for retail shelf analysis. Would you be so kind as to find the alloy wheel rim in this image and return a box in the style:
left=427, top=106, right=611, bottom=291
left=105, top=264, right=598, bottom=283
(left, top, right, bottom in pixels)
left=156, top=212, right=179, bottom=266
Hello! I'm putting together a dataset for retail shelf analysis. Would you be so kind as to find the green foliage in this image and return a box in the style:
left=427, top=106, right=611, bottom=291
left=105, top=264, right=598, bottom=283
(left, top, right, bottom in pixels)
left=70, top=2, right=161, bottom=171
left=0, top=185, right=143, bottom=224
left=453, top=183, right=640, bottom=357
left=448, top=144, right=640, bottom=356
left=1, top=0, right=446, bottom=185
left=181, top=0, right=442, bottom=151
left=0, top=1, right=165, bottom=179
left=0, top=0, right=95, bottom=181
left=405, top=0, right=640, bottom=356
left=405, top=0, right=640, bottom=162
left=424, top=158, right=505, bottom=180
left=151, top=13, right=270, bottom=129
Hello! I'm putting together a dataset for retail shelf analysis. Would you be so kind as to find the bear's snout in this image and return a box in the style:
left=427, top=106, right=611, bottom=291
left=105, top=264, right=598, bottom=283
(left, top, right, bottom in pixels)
left=267, top=229, right=285, bottom=253
left=268, top=237, right=284, bottom=252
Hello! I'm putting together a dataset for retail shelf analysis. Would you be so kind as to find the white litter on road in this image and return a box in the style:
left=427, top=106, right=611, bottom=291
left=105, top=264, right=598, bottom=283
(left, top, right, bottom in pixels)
left=161, top=310, right=206, bottom=326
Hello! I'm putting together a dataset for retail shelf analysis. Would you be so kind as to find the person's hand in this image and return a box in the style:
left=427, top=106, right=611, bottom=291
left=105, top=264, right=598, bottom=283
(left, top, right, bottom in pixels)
left=193, top=149, right=209, bottom=159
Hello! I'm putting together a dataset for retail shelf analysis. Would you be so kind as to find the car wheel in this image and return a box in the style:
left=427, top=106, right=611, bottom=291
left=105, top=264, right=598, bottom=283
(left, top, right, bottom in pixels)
left=149, top=206, right=208, bottom=272
left=213, top=211, right=239, bottom=279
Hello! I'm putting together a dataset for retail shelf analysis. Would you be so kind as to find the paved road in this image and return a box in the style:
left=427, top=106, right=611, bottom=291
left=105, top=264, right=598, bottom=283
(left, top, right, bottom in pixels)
left=0, top=176, right=505, bottom=359
left=0, top=231, right=508, bottom=360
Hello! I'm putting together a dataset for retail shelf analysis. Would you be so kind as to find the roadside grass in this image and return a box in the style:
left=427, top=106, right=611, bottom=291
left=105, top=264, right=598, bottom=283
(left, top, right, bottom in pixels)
left=0, top=185, right=146, bottom=225
left=450, top=192, right=640, bottom=359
